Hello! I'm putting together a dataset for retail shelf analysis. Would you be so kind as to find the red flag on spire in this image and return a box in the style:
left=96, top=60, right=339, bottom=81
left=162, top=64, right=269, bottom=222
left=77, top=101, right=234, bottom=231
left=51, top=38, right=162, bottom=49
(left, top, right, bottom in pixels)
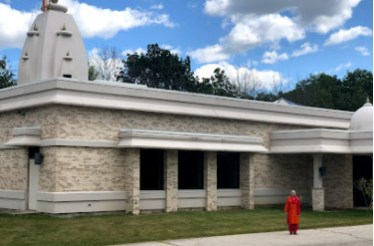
left=42, top=0, right=49, bottom=12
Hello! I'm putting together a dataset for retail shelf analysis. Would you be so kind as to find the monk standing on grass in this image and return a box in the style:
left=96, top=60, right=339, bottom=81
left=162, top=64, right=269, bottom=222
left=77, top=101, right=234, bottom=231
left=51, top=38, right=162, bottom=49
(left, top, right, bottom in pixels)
left=285, top=190, right=302, bottom=235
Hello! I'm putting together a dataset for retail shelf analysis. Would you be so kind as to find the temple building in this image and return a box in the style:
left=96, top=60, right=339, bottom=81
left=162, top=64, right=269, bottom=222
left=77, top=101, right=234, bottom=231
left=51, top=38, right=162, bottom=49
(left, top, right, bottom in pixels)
left=0, top=2, right=372, bottom=215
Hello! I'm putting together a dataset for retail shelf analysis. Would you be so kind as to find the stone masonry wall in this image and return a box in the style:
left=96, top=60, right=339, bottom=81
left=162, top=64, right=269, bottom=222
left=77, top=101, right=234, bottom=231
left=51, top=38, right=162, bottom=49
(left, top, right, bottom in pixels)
left=323, top=154, right=353, bottom=209
left=39, top=147, right=127, bottom=192
left=254, top=154, right=313, bottom=189
left=0, top=148, right=28, bottom=190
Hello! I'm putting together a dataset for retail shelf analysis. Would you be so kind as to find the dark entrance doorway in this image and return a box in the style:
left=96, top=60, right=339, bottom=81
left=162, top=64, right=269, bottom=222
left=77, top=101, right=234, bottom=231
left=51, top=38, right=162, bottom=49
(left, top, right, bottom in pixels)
left=353, top=155, right=373, bottom=207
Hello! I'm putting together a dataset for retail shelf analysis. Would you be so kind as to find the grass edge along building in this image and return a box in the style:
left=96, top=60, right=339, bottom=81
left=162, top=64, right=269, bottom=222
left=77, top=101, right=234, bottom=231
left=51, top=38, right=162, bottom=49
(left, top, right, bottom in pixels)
left=0, top=1, right=372, bottom=216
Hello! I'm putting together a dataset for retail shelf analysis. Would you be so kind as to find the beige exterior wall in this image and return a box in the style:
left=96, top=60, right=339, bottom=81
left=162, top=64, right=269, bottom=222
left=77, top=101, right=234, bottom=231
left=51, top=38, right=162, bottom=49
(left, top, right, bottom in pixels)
left=0, top=148, right=28, bottom=191
left=323, top=154, right=353, bottom=209
left=0, top=105, right=354, bottom=212
left=39, top=147, right=127, bottom=192
left=0, top=106, right=58, bottom=143
left=254, top=154, right=313, bottom=189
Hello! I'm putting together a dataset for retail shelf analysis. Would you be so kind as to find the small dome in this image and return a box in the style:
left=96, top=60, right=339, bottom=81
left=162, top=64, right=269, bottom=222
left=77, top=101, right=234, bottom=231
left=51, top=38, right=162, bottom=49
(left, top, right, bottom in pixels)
left=349, top=98, right=373, bottom=130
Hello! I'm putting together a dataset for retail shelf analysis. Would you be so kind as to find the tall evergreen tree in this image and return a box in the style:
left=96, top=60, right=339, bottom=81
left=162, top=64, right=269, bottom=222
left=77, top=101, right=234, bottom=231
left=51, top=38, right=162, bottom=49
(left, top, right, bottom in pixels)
left=0, top=56, right=16, bottom=89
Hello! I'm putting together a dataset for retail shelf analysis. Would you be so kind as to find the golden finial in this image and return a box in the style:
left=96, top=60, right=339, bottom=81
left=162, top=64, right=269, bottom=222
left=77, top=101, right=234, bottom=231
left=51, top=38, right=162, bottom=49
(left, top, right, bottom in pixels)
left=25, top=51, right=28, bottom=56
left=33, top=23, right=38, bottom=31
left=62, top=24, right=66, bottom=31
left=66, top=51, right=70, bottom=56
left=52, top=0, right=58, bottom=3
left=367, top=96, right=370, bottom=104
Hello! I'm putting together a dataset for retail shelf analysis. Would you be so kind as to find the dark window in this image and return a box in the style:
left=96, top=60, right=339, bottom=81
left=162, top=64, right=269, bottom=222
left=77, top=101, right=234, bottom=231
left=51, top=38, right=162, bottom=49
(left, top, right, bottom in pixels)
left=63, top=74, right=72, bottom=78
left=217, top=152, right=240, bottom=189
left=178, top=151, right=204, bottom=189
left=140, top=149, right=164, bottom=190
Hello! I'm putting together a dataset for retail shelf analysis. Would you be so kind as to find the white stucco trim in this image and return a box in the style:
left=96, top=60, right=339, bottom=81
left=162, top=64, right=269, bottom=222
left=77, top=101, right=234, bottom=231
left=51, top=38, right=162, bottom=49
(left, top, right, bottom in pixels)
left=118, top=129, right=269, bottom=152
left=41, top=139, right=118, bottom=148
left=0, top=190, right=27, bottom=210
left=5, top=126, right=41, bottom=146
left=36, top=191, right=127, bottom=214
left=0, top=78, right=352, bottom=128
left=350, top=130, right=373, bottom=154
left=217, top=189, right=242, bottom=207
left=0, top=144, right=21, bottom=149
left=178, top=190, right=206, bottom=209
left=270, top=129, right=373, bottom=154
left=140, top=190, right=166, bottom=210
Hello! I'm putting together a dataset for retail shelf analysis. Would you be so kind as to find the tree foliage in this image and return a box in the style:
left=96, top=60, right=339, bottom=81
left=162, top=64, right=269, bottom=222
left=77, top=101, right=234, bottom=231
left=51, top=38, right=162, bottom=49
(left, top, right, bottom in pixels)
left=0, top=56, right=16, bottom=89
left=117, top=44, right=197, bottom=91
left=281, top=70, right=373, bottom=111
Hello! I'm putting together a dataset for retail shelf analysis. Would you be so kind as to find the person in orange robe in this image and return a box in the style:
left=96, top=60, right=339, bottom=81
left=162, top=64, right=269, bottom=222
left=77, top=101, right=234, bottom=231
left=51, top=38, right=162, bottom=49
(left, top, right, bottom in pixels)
left=285, top=190, right=302, bottom=235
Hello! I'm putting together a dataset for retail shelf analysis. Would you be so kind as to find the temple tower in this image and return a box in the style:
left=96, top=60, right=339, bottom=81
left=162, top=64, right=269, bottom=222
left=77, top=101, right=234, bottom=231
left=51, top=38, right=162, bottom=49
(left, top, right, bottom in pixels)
left=18, top=1, right=88, bottom=85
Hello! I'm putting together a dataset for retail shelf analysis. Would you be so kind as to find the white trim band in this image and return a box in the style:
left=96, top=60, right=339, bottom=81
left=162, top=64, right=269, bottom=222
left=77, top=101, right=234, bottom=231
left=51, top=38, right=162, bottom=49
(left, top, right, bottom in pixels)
left=118, top=129, right=269, bottom=152
left=0, top=78, right=352, bottom=128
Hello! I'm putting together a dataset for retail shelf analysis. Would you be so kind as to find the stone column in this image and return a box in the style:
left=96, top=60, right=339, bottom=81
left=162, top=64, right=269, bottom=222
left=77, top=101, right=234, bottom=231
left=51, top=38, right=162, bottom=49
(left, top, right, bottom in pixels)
left=312, top=154, right=324, bottom=211
left=240, top=153, right=255, bottom=209
left=164, top=150, right=178, bottom=212
left=124, top=148, right=140, bottom=215
left=204, top=151, right=217, bottom=211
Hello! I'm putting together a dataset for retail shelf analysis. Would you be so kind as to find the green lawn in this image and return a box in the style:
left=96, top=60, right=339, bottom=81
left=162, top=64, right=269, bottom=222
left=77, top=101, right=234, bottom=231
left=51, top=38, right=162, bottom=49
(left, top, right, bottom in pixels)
left=0, top=208, right=372, bottom=246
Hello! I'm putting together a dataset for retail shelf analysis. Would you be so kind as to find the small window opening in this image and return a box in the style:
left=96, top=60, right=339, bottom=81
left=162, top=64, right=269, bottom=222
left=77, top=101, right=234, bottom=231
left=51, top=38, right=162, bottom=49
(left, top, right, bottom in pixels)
left=63, top=74, right=72, bottom=78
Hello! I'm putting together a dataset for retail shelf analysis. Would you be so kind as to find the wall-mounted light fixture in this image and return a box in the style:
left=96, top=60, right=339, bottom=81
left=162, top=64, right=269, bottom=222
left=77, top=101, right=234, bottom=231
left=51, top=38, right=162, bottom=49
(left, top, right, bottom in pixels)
left=319, top=167, right=327, bottom=177
left=16, top=110, right=26, bottom=117
left=35, top=152, right=44, bottom=165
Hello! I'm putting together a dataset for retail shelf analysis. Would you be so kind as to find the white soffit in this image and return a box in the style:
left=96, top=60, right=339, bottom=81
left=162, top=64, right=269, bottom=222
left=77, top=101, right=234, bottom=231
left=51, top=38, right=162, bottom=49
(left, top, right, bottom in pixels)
left=270, top=129, right=373, bottom=154
left=0, top=78, right=352, bottom=128
left=5, top=126, right=41, bottom=146
left=118, top=128, right=268, bottom=153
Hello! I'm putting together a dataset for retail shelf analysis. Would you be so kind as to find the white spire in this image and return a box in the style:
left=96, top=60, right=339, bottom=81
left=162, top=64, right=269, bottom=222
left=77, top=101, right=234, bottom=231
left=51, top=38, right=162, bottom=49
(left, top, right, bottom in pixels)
left=18, top=0, right=88, bottom=84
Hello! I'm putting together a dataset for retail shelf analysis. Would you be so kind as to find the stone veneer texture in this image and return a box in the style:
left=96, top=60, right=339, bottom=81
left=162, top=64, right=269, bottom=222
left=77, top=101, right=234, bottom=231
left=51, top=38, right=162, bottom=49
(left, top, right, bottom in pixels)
left=164, top=150, right=178, bottom=212
left=124, top=148, right=140, bottom=215
left=0, top=148, right=28, bottom=190
left=204, top=151, right=217, bottom=211
left=312, top=188, right=325, bottom=211
left=0, top=106, right=58, bottom=143
left=254, top=154, right=313, bottom=189
left=240, top=153, right=255, bottom=209
left=323, top=154, right=353, bottom=209
left=39, top=147, right=127, bottom=192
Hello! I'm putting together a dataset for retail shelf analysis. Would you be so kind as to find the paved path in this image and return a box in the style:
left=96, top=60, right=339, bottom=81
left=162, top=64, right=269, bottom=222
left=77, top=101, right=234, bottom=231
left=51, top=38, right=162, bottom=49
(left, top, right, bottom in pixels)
left=119, top=224, right=373, bottom=246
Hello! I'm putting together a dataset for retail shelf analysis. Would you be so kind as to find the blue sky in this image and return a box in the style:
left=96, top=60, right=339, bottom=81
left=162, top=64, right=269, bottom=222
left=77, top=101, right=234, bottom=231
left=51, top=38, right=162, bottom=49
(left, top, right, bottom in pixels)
left=0, top=0, right=372, bottom=90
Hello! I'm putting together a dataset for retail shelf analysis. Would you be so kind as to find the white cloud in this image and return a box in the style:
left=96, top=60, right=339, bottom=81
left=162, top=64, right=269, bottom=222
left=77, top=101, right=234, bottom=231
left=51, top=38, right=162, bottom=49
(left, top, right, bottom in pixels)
left=122, top=48, right=147, bottom=57
left=189, top=0, right=362, bottom=63
left=194, top=61, right=289, bottom=90
left=261, top=51, right=288, bottom=64
left=324, top=26, right=372, bottom=46
left=355, top=46, right=370, bottom=56
left=150, top=4, right=163, bottom=10
left=161, top=44, right=182, bottom=55
left=0, top=3, right=37, bottom=49
left=204, top=0, right=361, bottom=34
left=0, top=1, right=174, bottom=49
left=61, top=0, right=174, bottom=39
left=291, top=42, right=318, bottom=57
left=334, top=62, right=352, bottom=71
left=187, top=44, right=230, bottom=63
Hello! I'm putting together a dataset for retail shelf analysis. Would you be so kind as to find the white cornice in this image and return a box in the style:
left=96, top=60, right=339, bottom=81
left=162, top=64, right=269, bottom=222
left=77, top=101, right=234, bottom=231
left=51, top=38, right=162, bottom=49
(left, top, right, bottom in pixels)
left=0, top=78, right=352, bottom=128
left=118, top=128, right=268, bottom=152
left=270, top=129, right=373, bottom=154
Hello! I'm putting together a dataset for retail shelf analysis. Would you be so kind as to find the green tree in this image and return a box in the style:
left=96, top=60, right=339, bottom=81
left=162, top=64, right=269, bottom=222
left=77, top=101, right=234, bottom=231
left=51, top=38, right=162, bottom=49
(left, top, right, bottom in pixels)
left=0, top=56, right=16, bottom=89
left=117, top=44, right=197, bottom=91
left=88, top=62, right=99, bottom=81
left=209, top=68, right=237, bottom=97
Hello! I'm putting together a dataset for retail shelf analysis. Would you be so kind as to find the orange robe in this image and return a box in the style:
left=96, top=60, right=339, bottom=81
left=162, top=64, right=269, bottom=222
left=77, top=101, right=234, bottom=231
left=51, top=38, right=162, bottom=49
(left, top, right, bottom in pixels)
left=285, top=196, right=301, bottom=224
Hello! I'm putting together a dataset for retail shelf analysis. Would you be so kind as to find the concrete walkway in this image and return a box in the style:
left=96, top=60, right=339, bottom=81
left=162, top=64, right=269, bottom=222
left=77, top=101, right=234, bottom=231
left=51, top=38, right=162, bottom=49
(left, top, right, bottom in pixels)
left=120, top=224, right=373, bottom=246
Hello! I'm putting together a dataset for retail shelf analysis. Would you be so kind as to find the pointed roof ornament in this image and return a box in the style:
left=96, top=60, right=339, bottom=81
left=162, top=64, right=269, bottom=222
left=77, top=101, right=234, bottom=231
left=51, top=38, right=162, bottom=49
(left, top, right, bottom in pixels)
left=366, top=96, right=370, bottom=104
left=25, top=51, right=28, bottom=56
left=66, top=51, right=70, bottom=56
left=33, top=24, right=38, bottom=31
left=62, top=24, right=66, bottom=31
